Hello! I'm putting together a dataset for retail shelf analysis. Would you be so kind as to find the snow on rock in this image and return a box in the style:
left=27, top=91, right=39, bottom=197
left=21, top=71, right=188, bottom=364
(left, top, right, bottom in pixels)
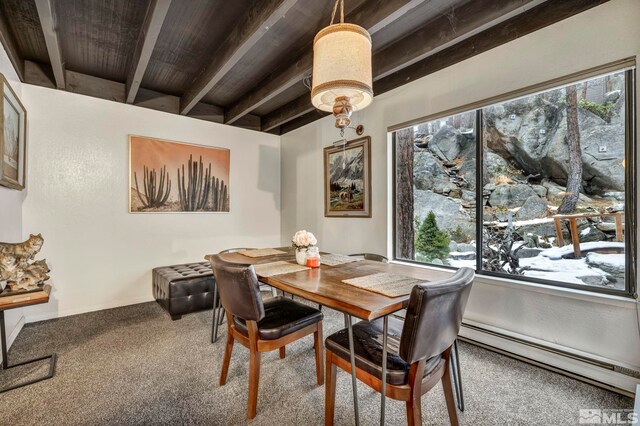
left=539, top=242, right=625, bottom=260
left=585, top=253, right=625, bottom=278
left=520, top=256, right=612, bottom=286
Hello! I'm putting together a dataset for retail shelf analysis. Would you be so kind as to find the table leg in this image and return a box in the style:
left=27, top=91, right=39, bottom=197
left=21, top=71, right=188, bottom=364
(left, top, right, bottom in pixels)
left=211, top=285, right=219, bottom=343
left=380, top=316, right=388, bottom=425
left=451, top=339, right=464, bottom=412
left=346, top=315, right=360, bottom=426
left=553, top=217, right=564, bottom=246
left=569, top=218, right=581, bottom=258
left=0, top=310, right=56, bottom=393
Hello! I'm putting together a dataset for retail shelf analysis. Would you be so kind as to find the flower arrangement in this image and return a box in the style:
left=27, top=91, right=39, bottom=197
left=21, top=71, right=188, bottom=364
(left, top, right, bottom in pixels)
left=292, top=230, right=317, bottom=249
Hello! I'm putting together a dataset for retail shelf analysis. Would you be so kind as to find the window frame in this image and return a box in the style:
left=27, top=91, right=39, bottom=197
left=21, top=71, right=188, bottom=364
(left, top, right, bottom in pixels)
left=391, top=63, right=637, bottom=298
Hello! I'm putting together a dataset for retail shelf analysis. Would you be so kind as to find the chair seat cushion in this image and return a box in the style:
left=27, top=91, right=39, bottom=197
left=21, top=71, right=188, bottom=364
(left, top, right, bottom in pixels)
left=325, top=317, right=443, bottom=385
left=233, top=297, right=323, bottom=340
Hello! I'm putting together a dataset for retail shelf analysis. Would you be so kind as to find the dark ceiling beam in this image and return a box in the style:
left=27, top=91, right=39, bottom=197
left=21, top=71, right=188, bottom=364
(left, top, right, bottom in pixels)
left=225, top=0, right=427, bottom=125
left=263, top=0, right=541, bottom=132
left=179, top=0, right=300, bottom=116
left=374, top=0, right=543, bottom=80
left=0, top=7, right=24, bottom=80
left=272, top=0, right=609, bottom=134
left=126, top=0, right=172, bottom=104
left=373, top=0, right=609, bottom=96
left=23, top=60, right=260, bottom=130
left=34, top=0, right=65, bottom=89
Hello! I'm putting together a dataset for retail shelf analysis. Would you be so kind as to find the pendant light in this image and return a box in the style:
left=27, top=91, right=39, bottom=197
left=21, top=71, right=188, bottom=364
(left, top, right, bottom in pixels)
left=311, top=0, right=373, bottom=132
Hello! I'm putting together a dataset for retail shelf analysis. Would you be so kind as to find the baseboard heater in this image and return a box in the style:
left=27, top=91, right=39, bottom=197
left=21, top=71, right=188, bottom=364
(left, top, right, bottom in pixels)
left=460, top=322, right=639, bottom=398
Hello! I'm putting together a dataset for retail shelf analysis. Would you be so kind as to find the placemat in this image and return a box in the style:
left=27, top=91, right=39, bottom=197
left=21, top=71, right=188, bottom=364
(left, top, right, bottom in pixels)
left=342, top=273, right=424, bottom=297
left=321, top=254, right=362, bottom=266
left=253, top=261, right=310, bottom=277
left=238, top=248, right=287, bottom=258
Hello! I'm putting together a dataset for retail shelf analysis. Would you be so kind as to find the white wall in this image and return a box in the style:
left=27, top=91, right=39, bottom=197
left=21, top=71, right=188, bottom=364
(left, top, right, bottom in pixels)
left=0, top=42, right=26, bottom=349
left=20, top=85, right=281, bottom=321
left=280, top=0, right=640, bottom=391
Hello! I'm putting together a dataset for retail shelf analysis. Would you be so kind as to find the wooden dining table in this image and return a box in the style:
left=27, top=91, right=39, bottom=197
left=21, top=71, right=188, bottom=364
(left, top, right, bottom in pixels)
left=213, top=247, right=452, bottom=426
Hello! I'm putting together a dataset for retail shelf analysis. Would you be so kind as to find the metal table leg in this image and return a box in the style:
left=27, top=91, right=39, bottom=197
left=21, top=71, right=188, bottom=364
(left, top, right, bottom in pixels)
left=380, top=316, right=388, bottom=425
left=0, top=310, right=56, bottom=393
left=451, top=339, right=464, bottom=411
left=211, top=285, right=219, bottom=343
left=346, top=314, right=360, bottom=426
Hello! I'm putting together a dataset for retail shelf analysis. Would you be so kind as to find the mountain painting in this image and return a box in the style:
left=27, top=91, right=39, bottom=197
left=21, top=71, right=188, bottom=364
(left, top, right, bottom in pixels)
left=323, top=136, right=371, bottom=217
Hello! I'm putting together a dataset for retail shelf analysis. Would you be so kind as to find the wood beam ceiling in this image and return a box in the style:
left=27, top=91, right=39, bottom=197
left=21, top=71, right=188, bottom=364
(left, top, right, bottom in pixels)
left=225, top=0, right=427, bottom=126
left=126, top=0, right=172, bottom=104
left=0, top=6, right=24, bottom=80
left=271, top=0, right=610, bottom=134
left=34, top=0, right=65, bottom=89
left=179, top=0, right=300, bottom=116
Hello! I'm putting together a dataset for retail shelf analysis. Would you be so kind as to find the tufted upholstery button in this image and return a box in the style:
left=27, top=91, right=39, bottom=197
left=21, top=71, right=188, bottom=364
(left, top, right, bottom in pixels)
left=152, top=262, right=216, bottom=319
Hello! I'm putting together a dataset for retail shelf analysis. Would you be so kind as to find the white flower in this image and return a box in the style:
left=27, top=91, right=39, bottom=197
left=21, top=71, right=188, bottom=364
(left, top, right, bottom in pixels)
left=292, top=230, right=317, bottom=248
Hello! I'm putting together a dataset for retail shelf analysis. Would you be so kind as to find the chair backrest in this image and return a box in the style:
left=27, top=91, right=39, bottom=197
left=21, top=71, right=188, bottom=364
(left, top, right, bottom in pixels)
left=207, top=254, right=264, bottom=322
left=399, top=268, right=474, bottom=364
left=349, top=253, right=389, bottom=263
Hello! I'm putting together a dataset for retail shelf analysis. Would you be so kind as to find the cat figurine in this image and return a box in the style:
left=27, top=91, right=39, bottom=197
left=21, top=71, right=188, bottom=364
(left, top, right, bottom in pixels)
left=0, top=234, right=45, bottom=262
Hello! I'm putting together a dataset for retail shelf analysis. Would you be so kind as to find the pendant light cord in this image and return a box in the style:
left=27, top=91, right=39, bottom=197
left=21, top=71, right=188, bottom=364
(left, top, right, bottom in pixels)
left=330, top=0, right=344, bottom=25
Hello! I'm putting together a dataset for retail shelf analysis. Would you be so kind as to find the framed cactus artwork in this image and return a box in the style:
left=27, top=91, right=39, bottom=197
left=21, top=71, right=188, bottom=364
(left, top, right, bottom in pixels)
left=129, top=135, right=230, bottom=213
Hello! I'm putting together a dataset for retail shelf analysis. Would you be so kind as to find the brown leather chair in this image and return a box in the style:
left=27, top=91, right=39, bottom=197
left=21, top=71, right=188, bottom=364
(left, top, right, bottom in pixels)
left=208, top=254, right=325, bottom=420
left=325, top=268, right=474, bottom=426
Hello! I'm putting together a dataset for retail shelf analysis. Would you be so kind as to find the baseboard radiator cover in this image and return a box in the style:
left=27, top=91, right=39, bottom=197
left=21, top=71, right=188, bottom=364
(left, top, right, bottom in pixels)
left=459, top=322, right=639, bottom=397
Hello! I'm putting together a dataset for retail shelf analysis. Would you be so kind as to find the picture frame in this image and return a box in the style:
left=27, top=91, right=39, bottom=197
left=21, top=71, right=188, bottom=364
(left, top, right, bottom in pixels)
left=0, top=74, right=26, bottom=190
left=323, top=136, right=371, bottom=218
left=129, top=135, right=230, bottom=213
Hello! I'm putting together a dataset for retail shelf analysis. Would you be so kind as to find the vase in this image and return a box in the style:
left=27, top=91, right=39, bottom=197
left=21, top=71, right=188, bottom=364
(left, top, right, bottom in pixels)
left=295, top=248, right=307, bottom=265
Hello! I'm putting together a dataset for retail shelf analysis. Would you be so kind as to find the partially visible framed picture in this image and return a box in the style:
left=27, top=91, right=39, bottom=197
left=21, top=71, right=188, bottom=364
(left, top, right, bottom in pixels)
left=323, top=136, right=371, bottom=218
left=0, top=74, right=26, bottom=190
left=129, top=135, right=230, bottom=213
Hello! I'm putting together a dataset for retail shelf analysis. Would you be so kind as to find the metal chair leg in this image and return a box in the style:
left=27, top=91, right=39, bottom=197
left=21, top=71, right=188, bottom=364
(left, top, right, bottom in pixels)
left=451, top=339, right=464, bottom=411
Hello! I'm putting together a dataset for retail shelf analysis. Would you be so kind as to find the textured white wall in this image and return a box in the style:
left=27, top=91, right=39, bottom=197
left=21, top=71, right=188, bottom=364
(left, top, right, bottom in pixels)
left=280, top=0, right=640, bottom=389
left=21, top=85, right=281, bottom=321
left=0, top=42, right=26, bottom=347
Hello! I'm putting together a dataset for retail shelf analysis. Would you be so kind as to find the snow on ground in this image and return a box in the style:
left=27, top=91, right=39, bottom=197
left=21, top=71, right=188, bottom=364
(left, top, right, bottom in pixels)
left=539, top=241, right=625, bottom=260
left=484, top=217, right=555, bottom=227
left=448, top=259, right=476, bottom=268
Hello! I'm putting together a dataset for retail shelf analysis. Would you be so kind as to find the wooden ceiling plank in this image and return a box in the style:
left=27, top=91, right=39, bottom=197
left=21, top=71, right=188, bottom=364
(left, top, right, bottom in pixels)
left=179, top=0, right=300, bottom=116
left=225, top=0, right=426, bottom=125
left=373, top=0, right=543, bottom=80
left=34, top=0, right=65, bottom=89
left=373, top=0, right=610, bottom=96
left=273, top=0, right=609, bottom=134
left=0, top=7, right=24, bottom=80
left=126, top=0, right=172, bottom=104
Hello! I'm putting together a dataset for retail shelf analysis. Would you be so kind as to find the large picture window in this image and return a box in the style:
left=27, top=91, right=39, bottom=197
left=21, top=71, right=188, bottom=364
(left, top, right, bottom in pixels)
left=393, top=66, right=636, bottom=296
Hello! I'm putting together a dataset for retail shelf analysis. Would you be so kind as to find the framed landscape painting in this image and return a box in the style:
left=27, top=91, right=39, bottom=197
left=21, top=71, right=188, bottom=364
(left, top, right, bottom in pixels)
left=129, top=135, right=230, bottom=213
left=0, top=74, right=26, bottom=190
left=323, top=136, right=371, bottom=218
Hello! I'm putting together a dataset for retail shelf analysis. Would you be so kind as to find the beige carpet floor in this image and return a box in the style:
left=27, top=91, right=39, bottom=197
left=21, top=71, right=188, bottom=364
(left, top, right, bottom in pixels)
left=0, top=300, right=633, bottom=425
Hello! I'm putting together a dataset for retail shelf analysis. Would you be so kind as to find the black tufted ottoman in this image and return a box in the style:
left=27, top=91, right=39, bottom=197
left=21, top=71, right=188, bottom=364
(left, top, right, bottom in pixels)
left=152, top=262, right=216, bottom=320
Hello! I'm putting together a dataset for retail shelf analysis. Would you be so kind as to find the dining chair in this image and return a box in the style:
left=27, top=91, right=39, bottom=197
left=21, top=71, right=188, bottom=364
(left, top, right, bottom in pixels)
left=211, top=248, right=277, bottom=343
left=208, top=255, right=325, bottom=420
left=324, top=267, right=474, bottom=426
left=349, top=253, right=389, bottom=262
left=350, top=250, right=465, bottom=412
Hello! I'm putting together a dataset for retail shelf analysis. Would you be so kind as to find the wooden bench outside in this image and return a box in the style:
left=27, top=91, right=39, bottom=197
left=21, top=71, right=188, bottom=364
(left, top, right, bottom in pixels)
left=553, top=212, right=624, bottom=258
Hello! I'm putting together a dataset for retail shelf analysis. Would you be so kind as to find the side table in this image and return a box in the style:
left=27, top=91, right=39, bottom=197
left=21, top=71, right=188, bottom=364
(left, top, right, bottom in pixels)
left=0, top=284, right=56, bottom=393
